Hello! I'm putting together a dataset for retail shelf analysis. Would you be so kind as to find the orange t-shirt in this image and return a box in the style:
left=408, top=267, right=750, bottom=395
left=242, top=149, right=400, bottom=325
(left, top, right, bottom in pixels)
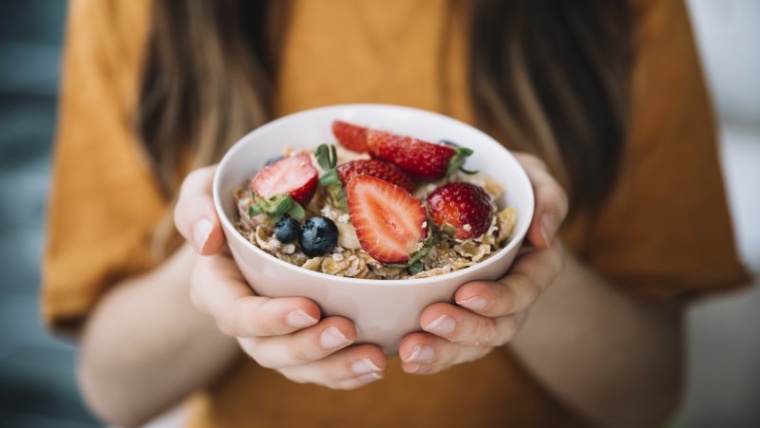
left=43, top=0, right=751, bottom=427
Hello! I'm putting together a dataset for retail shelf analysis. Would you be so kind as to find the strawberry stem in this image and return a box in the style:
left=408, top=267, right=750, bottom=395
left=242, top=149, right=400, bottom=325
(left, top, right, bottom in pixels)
left=445, top=146, right=476, bottom=177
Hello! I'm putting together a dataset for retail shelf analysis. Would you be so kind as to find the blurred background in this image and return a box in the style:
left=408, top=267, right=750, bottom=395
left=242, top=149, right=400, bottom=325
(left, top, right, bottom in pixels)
left=0, top=0, right=757, bottom=427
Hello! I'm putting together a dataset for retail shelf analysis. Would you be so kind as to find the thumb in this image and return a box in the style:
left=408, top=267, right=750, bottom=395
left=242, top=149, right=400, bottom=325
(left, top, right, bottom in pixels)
left=174, top=165, right=226, bottom=255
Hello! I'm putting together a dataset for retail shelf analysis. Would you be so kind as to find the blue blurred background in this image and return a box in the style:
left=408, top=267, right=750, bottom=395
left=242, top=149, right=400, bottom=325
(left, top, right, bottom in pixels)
left=0, top=0, right=99, bottom=427
left=0, top=1, right=757, bottom=427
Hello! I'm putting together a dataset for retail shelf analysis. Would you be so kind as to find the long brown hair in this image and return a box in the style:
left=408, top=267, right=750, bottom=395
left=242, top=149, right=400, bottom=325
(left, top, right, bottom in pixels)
left=139, top=0, right=634, bottom=214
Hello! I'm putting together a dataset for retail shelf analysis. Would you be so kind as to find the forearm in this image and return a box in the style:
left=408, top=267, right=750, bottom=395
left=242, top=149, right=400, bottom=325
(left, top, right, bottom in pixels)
left=511, top=245, right=684, bottom=428
left=78, top=245, right=241, bottom=427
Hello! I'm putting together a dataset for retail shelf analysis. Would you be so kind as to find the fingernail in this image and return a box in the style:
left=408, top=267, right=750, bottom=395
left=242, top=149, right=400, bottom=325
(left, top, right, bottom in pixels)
left=540, top=213, right=557, bottom=247
left=351, top=358, right=382, bottom=375
left=286, top=310, right=318, bottom=329
left=193, top=218, right=213, bottom=252
left=320, top=326, right=351, bottom=349
left=457, top=296, right=487, bottom=311
left=404, top=344, right=435, bottom=363
left=424, top=315, right=456, bottom=335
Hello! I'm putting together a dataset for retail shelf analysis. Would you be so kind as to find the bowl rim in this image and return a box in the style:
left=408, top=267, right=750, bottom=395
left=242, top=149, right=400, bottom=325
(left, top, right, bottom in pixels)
left=213, top=103, right=535, bottom=289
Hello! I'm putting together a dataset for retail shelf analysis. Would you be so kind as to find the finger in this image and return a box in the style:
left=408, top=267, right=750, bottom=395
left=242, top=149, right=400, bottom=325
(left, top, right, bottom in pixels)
left=419, top=302, right=522, bottom=346
left=331, top=372, right=384, bottom=390
left=398, top=332, right=494, bottom=375
left=174, top=165, right=226, bottom=255
left=240, top=316, right=356, bottom=369
left=191, top=254, right=321, bottom=337
left=455, top=243, right=565, bottom=317
left=513, top=153, right=569, bottom=249
left=277, top=344, right=386, bottom=389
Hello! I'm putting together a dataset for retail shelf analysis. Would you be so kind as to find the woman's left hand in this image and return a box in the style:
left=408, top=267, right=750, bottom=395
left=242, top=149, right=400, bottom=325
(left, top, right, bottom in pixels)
left=398, top=153, right=569, bottom=374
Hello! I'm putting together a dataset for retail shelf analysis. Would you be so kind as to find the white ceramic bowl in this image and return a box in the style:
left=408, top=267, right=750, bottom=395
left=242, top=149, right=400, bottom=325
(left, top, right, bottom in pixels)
left=213, top=104, right=534, bottom=353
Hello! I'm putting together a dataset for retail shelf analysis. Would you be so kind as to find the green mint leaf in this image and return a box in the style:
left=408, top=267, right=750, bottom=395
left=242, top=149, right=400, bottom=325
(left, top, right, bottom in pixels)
left=319, top=169, right=342, bottom=187
left=287, top=202, right=306, bottom=221
left=315, top=144, right=338, bottom=170
left=315, top=144, right=331, bottom=170
left=273, top=195, right=295, bottom=220
left=407, top=261, right=424, bottom=275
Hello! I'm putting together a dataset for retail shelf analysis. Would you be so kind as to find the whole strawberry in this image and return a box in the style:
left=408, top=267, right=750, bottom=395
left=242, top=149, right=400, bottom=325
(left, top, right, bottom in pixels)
left=426, top=182, right=494, bottom=239
left=367, top=129, right=473, bottom=180
left=346, top=175, right=428, bottom=264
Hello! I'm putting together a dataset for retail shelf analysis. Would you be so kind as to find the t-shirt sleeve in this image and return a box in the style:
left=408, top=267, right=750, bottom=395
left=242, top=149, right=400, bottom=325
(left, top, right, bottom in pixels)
left=576, top=0, right=752, bottom=300
left=41, top=0, right=165, bottom=334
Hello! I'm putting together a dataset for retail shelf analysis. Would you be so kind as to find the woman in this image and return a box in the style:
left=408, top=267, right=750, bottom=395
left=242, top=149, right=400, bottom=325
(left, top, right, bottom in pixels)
left=43, top=0, right=750, bottom=427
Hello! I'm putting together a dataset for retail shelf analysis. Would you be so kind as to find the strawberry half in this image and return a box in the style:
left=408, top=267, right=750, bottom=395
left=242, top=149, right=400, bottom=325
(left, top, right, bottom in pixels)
left=426, top=182, right=494, bottom=239
left=332, top=120, right=369, bottom=153
left=251, top=152, right=318, bottom=206
left=367, top=129, right=473, bottom=180
left=346, top=175, right=428, bottom=264
left=337, top=159, right=416, bottom=192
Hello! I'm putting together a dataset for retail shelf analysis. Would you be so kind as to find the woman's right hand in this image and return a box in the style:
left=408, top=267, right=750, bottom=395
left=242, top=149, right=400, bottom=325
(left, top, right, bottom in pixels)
left=174, top=166, right=386, bottom=389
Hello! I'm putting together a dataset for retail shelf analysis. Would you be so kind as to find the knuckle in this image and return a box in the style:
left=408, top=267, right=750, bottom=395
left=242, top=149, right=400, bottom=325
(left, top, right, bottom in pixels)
left=215, top=316, right=238, bottom=337
left=509, top=272, right=536, bottom=305
left=288, top=336, right=319, bottom=364
left=292, top=345, right=314, bottom=364
left=493, top=282, right=515, bottom=315
left=482, top=317, right=499, bottom=344
left=253, top=316, right=279, bottom=337
left=465, top=316, right=498, bottom=347
left=498, top=316, right=519, bottom=344
left=243, top=344, right=273, bottom=368
left=215, top=320, right=232, bottom=336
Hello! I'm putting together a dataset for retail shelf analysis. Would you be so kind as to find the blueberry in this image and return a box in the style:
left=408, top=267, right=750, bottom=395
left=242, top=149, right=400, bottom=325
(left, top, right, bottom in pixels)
left=299, top=216, right=338, bottom=257
left=274, top=217, right=301, bottom=244
left=264, top=155, right=285, bottom=167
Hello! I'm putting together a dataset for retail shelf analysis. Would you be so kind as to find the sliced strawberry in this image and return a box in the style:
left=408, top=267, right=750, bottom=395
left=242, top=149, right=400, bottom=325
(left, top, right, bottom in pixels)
left=250, top=152, right=318, bottom=206
left=346, top=175, right=427, bottom=264
left=332, top=120, right=369, bottom=153
left=337, top=159, right=416, bottom=192
left=426, top=182, right=494, bottom=239
left=367, top=129, right=472, bottom=180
